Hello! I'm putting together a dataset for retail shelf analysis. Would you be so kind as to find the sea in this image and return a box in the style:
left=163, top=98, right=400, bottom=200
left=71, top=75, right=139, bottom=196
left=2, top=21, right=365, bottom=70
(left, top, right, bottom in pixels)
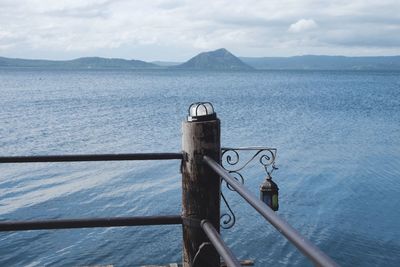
left=0, top=68, right=399, bottom=266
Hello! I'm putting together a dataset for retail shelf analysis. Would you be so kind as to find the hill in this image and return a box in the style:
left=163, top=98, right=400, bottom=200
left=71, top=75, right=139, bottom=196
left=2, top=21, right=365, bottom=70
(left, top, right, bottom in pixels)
left=0, top=56, right=159, bottom=69
left=2, top=53, right=400, bottom=70
left=240, top=55, right=400, bottom=70
left=151, top=61, right=181, bottom=67
left=175, top=48, right=253, bottom=70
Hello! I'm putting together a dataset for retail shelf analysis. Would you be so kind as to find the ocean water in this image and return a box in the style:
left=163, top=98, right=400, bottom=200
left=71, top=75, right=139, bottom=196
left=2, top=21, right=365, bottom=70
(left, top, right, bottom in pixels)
left=0, top=69, right=399, bottom=266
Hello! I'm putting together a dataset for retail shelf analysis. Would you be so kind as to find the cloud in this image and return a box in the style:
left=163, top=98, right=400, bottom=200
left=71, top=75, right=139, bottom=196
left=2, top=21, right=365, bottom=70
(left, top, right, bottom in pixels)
left=0, top=0, right=399, bottom=60
left=288, top=19, right=318, bottom=33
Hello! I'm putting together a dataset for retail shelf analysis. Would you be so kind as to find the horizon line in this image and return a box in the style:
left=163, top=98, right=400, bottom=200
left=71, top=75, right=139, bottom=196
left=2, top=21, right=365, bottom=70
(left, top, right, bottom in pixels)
left=2, top=52, right=400, bottom=63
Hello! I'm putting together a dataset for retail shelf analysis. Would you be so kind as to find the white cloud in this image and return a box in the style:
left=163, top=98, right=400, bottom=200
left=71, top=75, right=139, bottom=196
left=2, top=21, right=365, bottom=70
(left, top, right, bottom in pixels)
left=288, top=19, right=318, bottom=33
left=0, top=0, right=399, bottom=60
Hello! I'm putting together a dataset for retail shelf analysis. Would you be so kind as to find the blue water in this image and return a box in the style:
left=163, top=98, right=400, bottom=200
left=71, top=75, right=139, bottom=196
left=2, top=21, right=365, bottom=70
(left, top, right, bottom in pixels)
left=0, top=69, right=399, bottom=266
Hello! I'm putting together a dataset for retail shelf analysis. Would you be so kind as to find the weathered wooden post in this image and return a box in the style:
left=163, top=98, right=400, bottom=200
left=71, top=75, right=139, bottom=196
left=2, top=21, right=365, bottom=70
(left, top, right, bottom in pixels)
left=181, top=103, right=221, bottom=267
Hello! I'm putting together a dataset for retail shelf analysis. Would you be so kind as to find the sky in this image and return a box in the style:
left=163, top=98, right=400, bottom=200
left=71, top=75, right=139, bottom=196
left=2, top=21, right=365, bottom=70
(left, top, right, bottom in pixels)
left=0, top=0, right=400, bottom=61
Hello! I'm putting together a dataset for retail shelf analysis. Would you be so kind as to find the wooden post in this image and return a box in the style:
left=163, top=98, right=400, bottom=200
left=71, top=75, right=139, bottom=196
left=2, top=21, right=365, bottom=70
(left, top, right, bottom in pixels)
left=181, top=112, right=221, bottom=267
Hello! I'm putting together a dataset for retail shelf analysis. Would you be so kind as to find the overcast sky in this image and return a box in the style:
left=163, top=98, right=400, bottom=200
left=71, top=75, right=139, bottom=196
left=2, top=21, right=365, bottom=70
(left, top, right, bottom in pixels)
left=1, top=0, right=400, bottom=61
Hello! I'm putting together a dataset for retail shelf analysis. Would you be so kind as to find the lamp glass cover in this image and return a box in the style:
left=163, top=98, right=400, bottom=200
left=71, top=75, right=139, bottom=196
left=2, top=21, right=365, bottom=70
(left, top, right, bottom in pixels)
left=190, top=102, right=214, bottom=117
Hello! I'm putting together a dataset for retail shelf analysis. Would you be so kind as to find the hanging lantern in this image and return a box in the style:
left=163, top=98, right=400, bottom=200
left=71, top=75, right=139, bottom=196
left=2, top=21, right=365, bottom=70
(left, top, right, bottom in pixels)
left=260, top=176, right=279, bottom=211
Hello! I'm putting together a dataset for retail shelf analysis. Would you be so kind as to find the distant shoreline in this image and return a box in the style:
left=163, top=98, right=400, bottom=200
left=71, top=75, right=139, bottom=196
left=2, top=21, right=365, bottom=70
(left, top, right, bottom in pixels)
left=2, top=48, right=400, bottom=71
left=2, top=66, right=400, bottom=72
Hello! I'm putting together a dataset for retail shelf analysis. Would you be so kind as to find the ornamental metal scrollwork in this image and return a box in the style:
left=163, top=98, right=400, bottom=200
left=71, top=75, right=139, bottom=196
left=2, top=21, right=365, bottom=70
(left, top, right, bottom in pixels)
left=220, top=192, right=236, bottom=229
left=222, top=147, right=277, bottom=175
left=219, top=147, right=278, bottom=229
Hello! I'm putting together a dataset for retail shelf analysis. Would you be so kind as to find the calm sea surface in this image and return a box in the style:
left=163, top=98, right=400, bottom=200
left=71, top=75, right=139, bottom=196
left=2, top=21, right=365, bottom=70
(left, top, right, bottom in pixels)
left=0, top=69, right=399, bottom=266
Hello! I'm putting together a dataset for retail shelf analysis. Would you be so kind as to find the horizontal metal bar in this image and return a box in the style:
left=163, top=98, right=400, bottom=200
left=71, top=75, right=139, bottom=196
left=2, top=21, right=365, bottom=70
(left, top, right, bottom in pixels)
left=201, top=220, right=241, bottom=267
left=0, top=153, right=183, bottom=163
left=203, top=156, right=339, bottom=267
left=222, top=146, right=276, bottom=151
left=0, top=215, right=182, bottom=231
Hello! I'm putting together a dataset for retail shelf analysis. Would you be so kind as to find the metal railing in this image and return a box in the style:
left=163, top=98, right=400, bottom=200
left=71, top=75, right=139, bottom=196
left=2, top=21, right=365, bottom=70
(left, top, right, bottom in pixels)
left=0, top=152, right=339, bottom=267
left=0, top=153, right=183, bottom=163
left=0, top=152, right=183, bottom=232
left=0, top=215, right=182, bottom=231
left=201, top=220, right=241, bottom=267
left=204, top=156, right=339, bottom=267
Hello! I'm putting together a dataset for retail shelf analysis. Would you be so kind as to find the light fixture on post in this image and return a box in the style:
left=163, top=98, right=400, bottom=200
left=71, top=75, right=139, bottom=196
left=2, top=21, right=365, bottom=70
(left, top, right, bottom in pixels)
left=182, top=102, right=221, bottom=266
left=188, top=102, right=216, bottom=122
left=260, top=174, right=279, bottom=211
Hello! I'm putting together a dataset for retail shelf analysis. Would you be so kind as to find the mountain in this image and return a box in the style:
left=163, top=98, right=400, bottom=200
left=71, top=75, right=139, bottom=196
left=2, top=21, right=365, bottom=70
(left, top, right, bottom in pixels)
left=240, top=55, right=400, bottom=70
left=151, top=61, right=181, bottom=67
left=68, top=57, right=158, bottom=69
left=0, top=56, right=159, bottom=69
left=175, top=48, right=253, bottom=70
left=2, top=53, right=400, bottom=70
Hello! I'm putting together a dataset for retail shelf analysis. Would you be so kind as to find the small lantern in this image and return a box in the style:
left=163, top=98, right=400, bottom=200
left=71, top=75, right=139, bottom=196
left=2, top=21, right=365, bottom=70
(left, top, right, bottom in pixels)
left=188, top=102, right=216, bottom=122
left=260, top=176, right=279, bottom=211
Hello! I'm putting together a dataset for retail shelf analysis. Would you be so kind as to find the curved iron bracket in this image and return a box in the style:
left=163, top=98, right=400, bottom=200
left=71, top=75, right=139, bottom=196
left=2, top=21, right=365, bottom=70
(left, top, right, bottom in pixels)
left=222, top=147, right=277, bottom=176
left=219, top=147, right=278, bottom=229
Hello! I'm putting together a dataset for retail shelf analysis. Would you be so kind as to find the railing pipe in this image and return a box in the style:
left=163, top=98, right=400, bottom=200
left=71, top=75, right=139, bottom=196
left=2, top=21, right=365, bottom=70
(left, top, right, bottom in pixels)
left=201, top=220, right=241, bottom=267
left=0, top=215, right=182, bottom=231
left=0, top=153, right=183, bottom=163
left=203, top=156, right=339, bottom=267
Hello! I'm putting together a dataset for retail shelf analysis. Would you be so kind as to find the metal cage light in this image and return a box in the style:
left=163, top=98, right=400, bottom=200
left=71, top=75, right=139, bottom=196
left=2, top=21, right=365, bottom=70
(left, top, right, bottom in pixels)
left=187, top=102, right=216, bottom=122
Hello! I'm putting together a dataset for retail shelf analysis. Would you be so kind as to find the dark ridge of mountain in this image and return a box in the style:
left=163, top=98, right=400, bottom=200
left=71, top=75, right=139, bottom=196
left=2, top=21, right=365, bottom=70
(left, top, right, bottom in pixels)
left=151, top=61, right=181, bottom=67
left=0, top=56, right=159, bottom=69
left=2, top=53, right=400, bottom=70
left=240, top=55, right=400, bottom=70
left=69, top=57, right=159, bottom=69
left=175, top=48, right=254, bottom=70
